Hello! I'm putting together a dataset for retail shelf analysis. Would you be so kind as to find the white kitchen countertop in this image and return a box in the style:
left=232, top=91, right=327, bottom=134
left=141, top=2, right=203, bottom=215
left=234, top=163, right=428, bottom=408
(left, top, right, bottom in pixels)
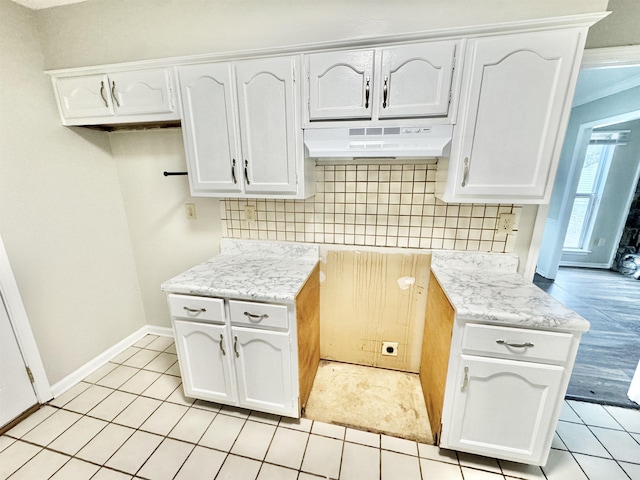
left=431, top=252, right=590, bottom=333
left=161, top=239, right=319, bottom=304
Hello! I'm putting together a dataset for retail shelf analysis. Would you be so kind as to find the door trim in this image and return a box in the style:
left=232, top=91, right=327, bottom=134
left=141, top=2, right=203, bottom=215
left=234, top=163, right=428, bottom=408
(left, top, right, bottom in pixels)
left=0, top=235, right=52, bottom=404
left=528, top=45, right=640, bottom=280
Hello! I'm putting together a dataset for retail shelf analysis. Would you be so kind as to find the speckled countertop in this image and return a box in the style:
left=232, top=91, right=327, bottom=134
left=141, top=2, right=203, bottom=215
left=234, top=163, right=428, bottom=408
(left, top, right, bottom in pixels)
left=161, top=239, right=319, bottom=304
left=431, top=252, right=590, bottom=333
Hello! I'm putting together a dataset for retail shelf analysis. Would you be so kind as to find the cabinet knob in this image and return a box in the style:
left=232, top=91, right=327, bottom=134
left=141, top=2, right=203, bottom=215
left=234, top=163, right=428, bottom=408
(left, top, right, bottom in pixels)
left=183, top=306, right=206, bottom=314
left=231, top=159, right=237, bottom=184
left=364, top=76, right=370, bottom=109
left=244, top=159, right=251, bottom=185
left=99, top=81, right=109, bottom=108
left=219, top=334, right=226, bottom=356
left=496, top=339, right=535, bottom=348
left=461, top=157, right=469, bottom=187
left=461, top=366, right=469, bottom=392
left=110, top=81, right=121, bottom=108
left=382, top=76, right=389, bottom=108
left=244, top=311, right=269, bottom=322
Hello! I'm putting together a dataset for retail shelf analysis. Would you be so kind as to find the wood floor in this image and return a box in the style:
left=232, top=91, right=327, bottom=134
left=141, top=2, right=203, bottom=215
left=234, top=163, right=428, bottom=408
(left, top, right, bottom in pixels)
left=534, top=267, right=640, bottom=408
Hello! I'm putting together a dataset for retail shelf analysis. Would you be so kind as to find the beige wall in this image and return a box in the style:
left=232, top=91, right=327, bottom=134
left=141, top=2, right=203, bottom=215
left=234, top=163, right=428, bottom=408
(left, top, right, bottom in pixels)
left=0, top=0, right=146, bottom=385
left=109, top=129, right=222, bottom=328
left=36, top=0, right=608, bottom=70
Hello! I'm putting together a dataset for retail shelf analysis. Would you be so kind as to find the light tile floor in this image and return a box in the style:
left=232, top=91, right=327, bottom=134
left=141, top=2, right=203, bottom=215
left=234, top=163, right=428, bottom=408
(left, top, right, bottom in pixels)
left=2, top=335, right=640, bottom=480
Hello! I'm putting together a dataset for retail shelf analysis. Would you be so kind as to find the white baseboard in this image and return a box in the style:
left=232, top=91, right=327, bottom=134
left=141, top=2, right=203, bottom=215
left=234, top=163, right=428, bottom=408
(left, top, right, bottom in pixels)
left=558, top=261, right=610, bottom=269
left=50, top=325, right=174, bottom=398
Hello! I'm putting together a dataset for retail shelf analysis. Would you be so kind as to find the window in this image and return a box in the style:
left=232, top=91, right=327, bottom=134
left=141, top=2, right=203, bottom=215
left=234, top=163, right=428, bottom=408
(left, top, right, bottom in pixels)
left=563, top=130, right=629, bottom=251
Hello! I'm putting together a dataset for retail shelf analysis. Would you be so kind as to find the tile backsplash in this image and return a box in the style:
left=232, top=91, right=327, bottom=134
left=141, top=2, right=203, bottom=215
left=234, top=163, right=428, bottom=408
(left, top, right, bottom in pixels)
left=222, top=164, right=520, bottom=253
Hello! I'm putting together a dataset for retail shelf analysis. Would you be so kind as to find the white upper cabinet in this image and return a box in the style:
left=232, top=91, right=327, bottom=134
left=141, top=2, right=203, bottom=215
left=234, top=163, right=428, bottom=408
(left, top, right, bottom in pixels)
left=235, top=57, right=300, bottom=195
left=378, top=42, right=456, bottom=119
left=436, top=28, right=584, bottom=204
left=306, top=41, right=458, bottom=124
left=52, top=67, right=179, bottom=126
left=179, top=63, right=242, bottom=195
left=179, top=56, right=313, bottom=199
left=308, top=50, right=375, bottom=120
left=55, top=74, right=113, bottom=119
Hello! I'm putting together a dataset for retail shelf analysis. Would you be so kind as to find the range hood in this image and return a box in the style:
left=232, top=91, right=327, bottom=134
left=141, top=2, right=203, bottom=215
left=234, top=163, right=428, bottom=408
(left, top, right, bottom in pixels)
left=303, top=125, right=453, bottom=159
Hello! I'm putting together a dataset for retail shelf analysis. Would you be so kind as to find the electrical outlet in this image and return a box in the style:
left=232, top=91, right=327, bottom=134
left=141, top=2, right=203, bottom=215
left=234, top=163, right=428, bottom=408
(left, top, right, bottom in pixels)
left=497, top=213, right=516, bottom=232
left=185, top=203, right=196, bottom=220
left=244, top=205, right=256, bottom=222
left=381, top=341, right=398, bottom=356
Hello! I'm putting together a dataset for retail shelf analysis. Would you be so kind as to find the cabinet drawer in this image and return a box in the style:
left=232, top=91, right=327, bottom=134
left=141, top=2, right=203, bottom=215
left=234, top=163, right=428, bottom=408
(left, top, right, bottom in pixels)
left=229, top=300, right=289, bottom=330
left=461, top=323, right=573, bottom=365
left=168, top=294, right=225, bottom=323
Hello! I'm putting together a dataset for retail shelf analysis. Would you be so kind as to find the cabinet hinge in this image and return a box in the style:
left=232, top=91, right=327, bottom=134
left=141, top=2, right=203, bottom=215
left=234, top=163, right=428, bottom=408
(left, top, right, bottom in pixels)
left=293, top=67, right=297, bottom=83
left=26, top=366, right=35, bottom=384
left=168, top=77, right=175, bottom=111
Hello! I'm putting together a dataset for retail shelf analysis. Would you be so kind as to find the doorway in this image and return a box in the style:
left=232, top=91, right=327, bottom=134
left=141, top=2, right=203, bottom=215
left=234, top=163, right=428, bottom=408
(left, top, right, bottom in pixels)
left=535, top=46, right=640, bottom=407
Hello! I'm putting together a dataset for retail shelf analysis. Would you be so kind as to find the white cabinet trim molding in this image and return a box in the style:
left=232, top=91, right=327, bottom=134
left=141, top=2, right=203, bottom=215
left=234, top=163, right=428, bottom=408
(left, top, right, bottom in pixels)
left=45, top=13, right=607, bottom=78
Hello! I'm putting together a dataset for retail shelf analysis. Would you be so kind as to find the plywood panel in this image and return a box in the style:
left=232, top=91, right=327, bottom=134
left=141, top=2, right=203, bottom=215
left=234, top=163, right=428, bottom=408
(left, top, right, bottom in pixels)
left=420, top=272, right=455, bottom=443
left=320, top=250, right=430, bottom=372
left=296, top=263, right=321, bottom=413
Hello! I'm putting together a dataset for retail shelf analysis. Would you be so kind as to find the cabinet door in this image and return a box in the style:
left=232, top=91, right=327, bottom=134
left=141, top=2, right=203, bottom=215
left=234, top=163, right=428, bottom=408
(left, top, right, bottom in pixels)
left=54, top=74, right=114, bottom=120
left=231, top=326, right=296, bottom=417
left=446, top=355, right=564, bottom=465
left=179, top=63, right=242, bottom=195
left=235, top=57, right=299, bottom=195
left=378, top=41, right=456, bottom=118
left=307, top=50, right=375, bottom=120
left=109, top=68, right=177, bottom=117
left=173, top=320, right=237, bottom=404
left=453, top=29, right=580, bottom=200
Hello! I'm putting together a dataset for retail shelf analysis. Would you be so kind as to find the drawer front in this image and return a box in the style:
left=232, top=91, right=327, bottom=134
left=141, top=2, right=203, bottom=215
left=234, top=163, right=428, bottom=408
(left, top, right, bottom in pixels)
left=229, top=300, right=289, bottom=330
left=461, top=323, right=574, bottom=365
left=168, top=294, right=225, bottom=323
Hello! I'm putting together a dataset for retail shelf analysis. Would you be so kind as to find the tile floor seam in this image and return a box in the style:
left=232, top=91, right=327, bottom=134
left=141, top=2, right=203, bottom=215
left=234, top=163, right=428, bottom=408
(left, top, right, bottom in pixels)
left=5, top=337, right=640, bottom=480
left=5, top=440, right=134, bottom=480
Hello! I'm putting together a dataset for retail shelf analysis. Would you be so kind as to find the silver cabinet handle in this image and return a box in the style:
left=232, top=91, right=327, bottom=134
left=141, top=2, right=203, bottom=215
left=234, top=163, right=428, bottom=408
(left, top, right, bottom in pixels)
left=110, top=81, right=120, bottom=108
left=183, top=306, right=206, bottom=314
left=231, top=159, right=237, bottom=184
left=461, top=366, right=469, bottom=392
left=219, top=334, right=226, bottom=356
left=244, top=159, right=250, bottom=185
left=496, top=339, right=534, bottom=348
left=382, top=76, right=388, bottom=108
left=243, top=311, right=269, bottom=322
left=234, top=336, right=239, bottom=357
left=461, top=157, right=469, bottom=187
left=364, top=76, right=370, bottom=109
left=99, top=81, right=108, bottom=107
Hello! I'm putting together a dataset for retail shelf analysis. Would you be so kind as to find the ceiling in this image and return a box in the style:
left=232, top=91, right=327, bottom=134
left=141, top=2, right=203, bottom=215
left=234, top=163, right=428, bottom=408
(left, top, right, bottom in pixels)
left=11, top=0, right=89, bottom=9
left=573, top=65, right=640, bottom=107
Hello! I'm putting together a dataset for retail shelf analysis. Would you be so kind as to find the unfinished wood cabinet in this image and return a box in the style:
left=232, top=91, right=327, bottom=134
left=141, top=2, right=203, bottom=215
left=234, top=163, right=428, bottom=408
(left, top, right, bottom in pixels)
left=419, top=272, right=455, bottom=444
left=167, top=263, right=320, bottom=417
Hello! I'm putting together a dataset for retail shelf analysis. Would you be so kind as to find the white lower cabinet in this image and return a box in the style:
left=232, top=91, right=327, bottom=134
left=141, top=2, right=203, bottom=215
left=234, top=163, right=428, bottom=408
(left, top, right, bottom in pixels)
left=173, top=319, right=237, bottom=404
left=424, top=273, right=584, bottom=467
left=446, top=355, right=564, bottom=463
left=439, top=320, right=579, bottom=466
left=232, top=327, right=293, bottom=414
left=168, top=294, right=300, bottom=417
